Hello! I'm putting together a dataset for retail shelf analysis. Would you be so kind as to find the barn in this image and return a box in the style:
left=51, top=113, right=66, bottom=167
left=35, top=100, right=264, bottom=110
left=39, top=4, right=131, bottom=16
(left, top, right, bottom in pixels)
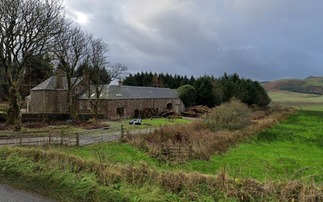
left=27, top=76, right=183, bottom=119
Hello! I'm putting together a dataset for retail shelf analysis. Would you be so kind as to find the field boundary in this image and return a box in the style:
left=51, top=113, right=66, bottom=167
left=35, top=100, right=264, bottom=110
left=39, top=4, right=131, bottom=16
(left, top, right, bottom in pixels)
left=0, top=127, right=156, bottom=147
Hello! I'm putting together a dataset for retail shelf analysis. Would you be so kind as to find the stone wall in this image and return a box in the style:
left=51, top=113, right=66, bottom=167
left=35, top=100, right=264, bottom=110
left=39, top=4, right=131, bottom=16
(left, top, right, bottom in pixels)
left=29, top=79, right=87, bottom=114
left=30, top=90, right=46, bottom=113
left=77, top=98, right=181, bottom=119
left=30, top=90, right=68, bottom=113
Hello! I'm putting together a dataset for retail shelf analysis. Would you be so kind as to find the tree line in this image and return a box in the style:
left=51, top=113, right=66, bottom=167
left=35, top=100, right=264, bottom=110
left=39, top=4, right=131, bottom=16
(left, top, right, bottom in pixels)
left=123, top=72, right=271, bottom=108
left=124, top=72, right=196, bottom=89
left=0, top=0, right=126, bottom=130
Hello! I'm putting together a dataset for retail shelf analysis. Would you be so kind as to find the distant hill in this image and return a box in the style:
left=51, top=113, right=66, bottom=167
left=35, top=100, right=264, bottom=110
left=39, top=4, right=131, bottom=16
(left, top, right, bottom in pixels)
left=262, top=76, right=323, bottom=95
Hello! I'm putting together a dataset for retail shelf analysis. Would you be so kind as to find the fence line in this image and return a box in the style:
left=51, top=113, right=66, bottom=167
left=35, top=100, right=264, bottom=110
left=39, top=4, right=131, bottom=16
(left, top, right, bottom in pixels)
left=161, top=143, right=193, bottom=162
left=0, top=125, right=134, bottom=147
left=0, top=131, right=79, bottom=147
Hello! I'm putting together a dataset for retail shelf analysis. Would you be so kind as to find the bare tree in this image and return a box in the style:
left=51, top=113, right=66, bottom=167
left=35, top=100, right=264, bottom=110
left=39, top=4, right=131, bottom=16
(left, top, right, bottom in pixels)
left=0, top=0, right=65, bottom=131
left=84, top=38, right=109, bottom=120
left=108, top=63, right=128, bottom=81
left=85, top=38, right=128, bottom=120
left=54, top=24, right=90, bottom=120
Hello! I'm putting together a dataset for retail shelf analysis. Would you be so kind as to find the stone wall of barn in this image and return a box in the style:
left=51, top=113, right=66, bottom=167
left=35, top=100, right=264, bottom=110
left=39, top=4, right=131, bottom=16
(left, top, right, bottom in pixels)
left=77, top=98, right=181, bottom=119
left=30, top=90, right=68, bottom=113
left=29, top=79, right=88, bottom=114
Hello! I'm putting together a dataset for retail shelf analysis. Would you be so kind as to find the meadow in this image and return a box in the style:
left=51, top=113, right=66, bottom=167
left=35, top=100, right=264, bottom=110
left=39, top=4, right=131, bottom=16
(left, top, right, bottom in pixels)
left=1, top=105, right=323, bottom=201
left=56, top=110, right=323, bottom=182
left=1, top=110, right=323, bottom=201
left=268, top=90, right=323, bottom=111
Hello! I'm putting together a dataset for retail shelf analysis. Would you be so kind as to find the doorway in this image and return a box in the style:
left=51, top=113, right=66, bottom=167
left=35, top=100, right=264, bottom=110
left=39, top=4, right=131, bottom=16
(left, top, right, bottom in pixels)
left=116, top=107, right=124, bottom=118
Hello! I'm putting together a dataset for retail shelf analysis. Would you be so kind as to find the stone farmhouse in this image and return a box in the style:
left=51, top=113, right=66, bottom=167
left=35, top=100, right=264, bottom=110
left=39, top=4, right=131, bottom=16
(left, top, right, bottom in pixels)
left=26, top=75, right=183, bottom=119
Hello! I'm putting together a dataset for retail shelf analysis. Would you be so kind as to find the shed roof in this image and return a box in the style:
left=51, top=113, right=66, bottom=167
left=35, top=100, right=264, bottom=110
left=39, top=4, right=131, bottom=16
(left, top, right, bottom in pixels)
left=31, top=76, right=82, bottom=90
left=78, top=85, right=179, bottom=100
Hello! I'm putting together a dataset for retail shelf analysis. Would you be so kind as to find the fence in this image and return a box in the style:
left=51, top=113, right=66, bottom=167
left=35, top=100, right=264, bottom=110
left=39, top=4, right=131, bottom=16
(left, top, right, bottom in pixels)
left=0, top=130, right=79, bottom=147
left=0, top=125, right=132, bottom=147
left=161, top=143, right=193, bottom=162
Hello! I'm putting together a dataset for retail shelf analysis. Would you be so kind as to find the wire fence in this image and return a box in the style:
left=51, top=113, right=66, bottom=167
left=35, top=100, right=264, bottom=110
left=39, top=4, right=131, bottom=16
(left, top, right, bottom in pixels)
left=0, top=125, right=155, bottom=147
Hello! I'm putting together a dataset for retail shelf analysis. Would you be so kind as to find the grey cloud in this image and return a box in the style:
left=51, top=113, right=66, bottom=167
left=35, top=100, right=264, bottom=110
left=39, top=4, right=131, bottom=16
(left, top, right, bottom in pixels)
left=63, top=0, right=323, bottom=81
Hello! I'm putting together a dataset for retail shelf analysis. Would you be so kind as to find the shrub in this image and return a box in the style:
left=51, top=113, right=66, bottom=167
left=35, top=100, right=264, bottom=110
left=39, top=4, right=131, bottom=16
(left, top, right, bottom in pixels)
left=204, top=98, right=252, bottom=131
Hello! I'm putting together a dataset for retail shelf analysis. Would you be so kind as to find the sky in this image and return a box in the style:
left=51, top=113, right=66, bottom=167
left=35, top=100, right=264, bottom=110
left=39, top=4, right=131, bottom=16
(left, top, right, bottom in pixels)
left=63, top=0, right=323, bottom=81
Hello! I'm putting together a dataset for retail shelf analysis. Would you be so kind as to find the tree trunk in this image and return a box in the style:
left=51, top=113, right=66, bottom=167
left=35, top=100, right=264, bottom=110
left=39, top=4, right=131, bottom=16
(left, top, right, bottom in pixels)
left=93, top=97, right=99, bottom=120
left=7, top=85, right=22, bottom=131
left=68, top=90, right=78, bottom=120
left=92, top=85, right=102, bottom=120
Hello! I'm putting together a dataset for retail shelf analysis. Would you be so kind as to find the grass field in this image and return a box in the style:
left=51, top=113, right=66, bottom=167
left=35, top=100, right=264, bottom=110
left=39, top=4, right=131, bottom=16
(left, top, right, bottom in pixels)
left=106, top=117, right=192, bottom=132
left=268, top=90, right=323, bottom=111
left=56, top=110, right=323, bottom=183
left=182, top=111, right=323, bottom=181
left=2, top=110, right=323, bottom=200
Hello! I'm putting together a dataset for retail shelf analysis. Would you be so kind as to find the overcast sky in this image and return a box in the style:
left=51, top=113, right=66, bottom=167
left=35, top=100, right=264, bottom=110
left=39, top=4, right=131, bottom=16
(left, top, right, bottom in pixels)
left=63, top=0, right=323, bottom=81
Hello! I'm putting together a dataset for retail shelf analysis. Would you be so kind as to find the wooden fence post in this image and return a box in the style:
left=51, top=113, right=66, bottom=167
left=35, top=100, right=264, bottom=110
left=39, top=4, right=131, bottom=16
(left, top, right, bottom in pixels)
left=61, top=131, right=64, bottom=145
left=120, top=124, right=124, bottom=141
left=160, top=125, right=163, bottom=143
left=76, top=133, right=80, bottom=146
left=19, top=132, right=22, bottom=146
left=48, top=132, right=52, bottom=145
left=178, top=145, right=181, bottom=158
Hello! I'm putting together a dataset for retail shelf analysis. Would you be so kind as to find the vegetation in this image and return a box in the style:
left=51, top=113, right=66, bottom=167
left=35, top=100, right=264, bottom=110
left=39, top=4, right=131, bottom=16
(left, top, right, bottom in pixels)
left=176, top=84, right=197, bottom=107
left=3, top=108, right=323, bottom=201
left=124, top=72, right=271, bottom=108
left=0, top=0, right=128, bottom=130
left=123, top=72, right=196, bottom=89
left=204, top=98, right=252, bottom=131
left=127, top=107, right=292, bottom=161
left=263, top=76, right=323, bottom=95
left=2, top=143, right=323, bottom=202
left=58, top=110, right=323, bottom=183
left=0, top=0, right=65, bottom=131
left=268, top=90, right=323, bottom=111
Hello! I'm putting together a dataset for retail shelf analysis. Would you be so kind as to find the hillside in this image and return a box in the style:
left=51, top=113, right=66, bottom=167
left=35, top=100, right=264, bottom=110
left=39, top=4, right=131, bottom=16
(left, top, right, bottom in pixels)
left=263, top=76, right=323, bottom=95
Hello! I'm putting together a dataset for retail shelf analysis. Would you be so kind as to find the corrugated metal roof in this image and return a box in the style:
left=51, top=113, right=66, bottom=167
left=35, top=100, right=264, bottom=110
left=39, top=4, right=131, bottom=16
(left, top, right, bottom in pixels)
left=78, top=85, right=179, bottom=100
left=31, top=76, right=82, bottom=90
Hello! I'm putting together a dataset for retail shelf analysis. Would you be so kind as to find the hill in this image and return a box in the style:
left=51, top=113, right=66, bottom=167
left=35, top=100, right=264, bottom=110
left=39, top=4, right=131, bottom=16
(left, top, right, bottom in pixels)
left=263, top=76, right=323, bottom=95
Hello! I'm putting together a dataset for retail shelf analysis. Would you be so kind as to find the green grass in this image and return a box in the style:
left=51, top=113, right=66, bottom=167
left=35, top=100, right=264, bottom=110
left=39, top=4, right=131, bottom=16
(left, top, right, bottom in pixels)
left=58, top=110, right=323, bottom=182
left=2, top=111, right=323, bottom=201
left=56, top=143, right=159, bottom=166
left=268, top=90, right=323, bottom=111
left=304, top=76, right=323, bottom=87
left=0, top=149, right=180, bottom=202
left=105, top=117, right=192, bottom=132
left=172, top=111, right=323, bottom=181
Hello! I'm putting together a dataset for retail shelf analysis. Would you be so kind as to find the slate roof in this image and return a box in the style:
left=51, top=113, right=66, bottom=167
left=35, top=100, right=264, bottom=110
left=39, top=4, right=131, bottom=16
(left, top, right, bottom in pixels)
left=78, top=85, right=179, bottom=100
left=31, top=76, right=82, bottom=90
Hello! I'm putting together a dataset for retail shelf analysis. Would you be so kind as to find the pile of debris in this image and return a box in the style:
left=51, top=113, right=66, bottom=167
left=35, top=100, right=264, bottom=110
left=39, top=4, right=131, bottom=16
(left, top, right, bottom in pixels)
left=159, top=110, right=175, bottom=117
left=182, top=105, right=212, bottom=117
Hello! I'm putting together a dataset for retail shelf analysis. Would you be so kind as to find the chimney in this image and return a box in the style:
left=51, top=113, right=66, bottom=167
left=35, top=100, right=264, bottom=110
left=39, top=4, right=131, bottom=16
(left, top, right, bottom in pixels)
left=118, top=80, right=123, bottom=86
left=55, top=68, right=64, bottom=89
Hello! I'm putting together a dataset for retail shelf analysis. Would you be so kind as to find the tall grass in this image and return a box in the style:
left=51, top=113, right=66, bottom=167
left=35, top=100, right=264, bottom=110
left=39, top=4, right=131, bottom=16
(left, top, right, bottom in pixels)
left=127, top=107, right=293, bottom=160
left=1, top=147, right=323, bottom=201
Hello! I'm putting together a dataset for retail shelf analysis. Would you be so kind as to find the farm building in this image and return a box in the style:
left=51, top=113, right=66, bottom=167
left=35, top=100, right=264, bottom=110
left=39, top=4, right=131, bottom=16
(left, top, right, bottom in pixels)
left=26, top=75, right=183, bottom=119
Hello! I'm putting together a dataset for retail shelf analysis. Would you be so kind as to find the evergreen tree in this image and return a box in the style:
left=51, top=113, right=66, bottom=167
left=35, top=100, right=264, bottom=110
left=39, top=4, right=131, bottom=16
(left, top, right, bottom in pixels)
left=194, top=76, right=216, bottom=107
left=176, top=84, right=197, bottom=107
